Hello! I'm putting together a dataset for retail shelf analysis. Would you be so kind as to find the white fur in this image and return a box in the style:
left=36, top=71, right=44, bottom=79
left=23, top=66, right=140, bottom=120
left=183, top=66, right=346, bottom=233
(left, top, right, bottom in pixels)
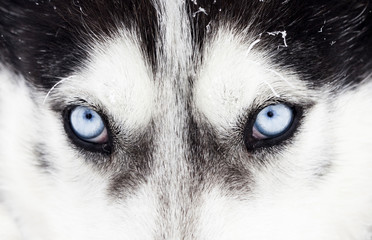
left=0, top=66, right=159, bottom=239
left=197, top=81, right=372, bottom=240
left=46, top=33, right=155, bottom=130
left=194, top=29, right=314, bottom=131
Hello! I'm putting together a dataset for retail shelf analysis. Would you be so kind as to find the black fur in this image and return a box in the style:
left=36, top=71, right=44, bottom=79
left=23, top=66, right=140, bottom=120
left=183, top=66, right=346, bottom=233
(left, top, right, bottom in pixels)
left=1, top=1, right=371, bottom=90
left=33, top=143, right=53, bottom=173
left=189, top=0, right=372, bottom=87
left=0, top=0, right=158, bottom=89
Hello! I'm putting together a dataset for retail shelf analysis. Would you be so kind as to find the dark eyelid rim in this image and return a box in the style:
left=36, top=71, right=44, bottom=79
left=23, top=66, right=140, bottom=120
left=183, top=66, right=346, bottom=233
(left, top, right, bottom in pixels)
left=243, top=101, right=309, bottom=151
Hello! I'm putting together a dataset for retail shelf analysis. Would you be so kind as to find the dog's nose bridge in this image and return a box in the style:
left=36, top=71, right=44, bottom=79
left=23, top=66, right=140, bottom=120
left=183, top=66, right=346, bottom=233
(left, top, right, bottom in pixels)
left=148, top=74, right=197, bottom=238
left=147, top=0, right=199, bottom=236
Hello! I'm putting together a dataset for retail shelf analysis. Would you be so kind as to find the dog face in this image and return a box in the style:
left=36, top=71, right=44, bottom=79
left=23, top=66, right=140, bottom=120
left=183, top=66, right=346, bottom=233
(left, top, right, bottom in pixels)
left=0, top=1, right=371, bottom=239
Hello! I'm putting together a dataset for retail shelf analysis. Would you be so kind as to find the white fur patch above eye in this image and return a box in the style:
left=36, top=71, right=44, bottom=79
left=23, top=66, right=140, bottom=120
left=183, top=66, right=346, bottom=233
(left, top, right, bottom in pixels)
left=52, top=33, right=155, bottom=130
left=193, top=30, right=307, bottom=130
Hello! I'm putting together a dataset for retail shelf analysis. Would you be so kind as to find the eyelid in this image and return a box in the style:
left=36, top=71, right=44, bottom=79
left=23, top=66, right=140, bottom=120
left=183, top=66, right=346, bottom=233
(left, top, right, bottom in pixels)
left=85, top=127, right=109, bottom=143
left=252, top=127, right=268, bottom=139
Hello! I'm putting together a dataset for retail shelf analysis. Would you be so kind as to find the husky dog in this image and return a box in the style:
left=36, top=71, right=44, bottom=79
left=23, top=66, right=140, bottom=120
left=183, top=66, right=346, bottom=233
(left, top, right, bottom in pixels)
left=0, top=0, right=371, bottom=239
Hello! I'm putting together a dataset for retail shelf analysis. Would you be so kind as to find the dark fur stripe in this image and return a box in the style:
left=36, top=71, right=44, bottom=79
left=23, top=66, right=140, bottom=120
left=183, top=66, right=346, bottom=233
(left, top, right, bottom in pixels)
left=0, top=0, right=158, bottom=89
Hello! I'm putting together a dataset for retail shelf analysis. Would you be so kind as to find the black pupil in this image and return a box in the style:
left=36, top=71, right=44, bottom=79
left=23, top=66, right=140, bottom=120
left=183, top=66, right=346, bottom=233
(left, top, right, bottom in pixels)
left=267, top=111, right=274, bottom=118
left=85, top=113, right=93, bottom=120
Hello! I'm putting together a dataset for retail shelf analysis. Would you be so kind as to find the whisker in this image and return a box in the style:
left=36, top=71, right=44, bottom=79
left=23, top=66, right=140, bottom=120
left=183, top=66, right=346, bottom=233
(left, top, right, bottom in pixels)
left=263, top=79, right=280, bottom=97
left=42, top=78, right=69, bottom=105
left=246, top=39, right=261, bottom=56
left=265, top=68, right=295, bottom=88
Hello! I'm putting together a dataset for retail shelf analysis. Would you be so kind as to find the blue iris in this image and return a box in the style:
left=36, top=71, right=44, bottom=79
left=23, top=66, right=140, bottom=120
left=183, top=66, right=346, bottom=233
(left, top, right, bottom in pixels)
left=254, top=104, right=294, bottom=138
left=70, top=106, right=105, bottom=141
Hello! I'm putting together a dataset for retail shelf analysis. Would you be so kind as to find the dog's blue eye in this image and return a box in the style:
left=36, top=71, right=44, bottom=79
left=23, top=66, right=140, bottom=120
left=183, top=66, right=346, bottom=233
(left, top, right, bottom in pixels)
left=253, top=104, right=294, bottom=139
left=69, top=106, right=107, bottom=143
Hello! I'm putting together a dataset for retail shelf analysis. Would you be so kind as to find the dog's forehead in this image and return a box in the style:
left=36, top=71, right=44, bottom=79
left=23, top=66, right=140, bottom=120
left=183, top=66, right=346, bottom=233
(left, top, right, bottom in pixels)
left=1, top=0, right=370, bottom=91
left=57, top=36, right=155, bottom=129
